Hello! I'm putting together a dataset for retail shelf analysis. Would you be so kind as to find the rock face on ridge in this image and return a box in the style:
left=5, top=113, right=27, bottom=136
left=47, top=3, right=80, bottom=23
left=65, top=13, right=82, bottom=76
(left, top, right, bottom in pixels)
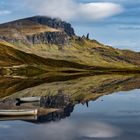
left=0, top=16, right=75, bottom=46
left=27, top=16, right=75, bottom=37
left=26, top=31, right=69, bottom=46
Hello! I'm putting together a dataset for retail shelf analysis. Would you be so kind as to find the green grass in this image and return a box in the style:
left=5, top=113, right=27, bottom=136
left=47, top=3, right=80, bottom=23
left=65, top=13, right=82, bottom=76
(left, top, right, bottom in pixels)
left=13, top=37, right=140, bottom=69
left=1, top=38, right=140, bottom=75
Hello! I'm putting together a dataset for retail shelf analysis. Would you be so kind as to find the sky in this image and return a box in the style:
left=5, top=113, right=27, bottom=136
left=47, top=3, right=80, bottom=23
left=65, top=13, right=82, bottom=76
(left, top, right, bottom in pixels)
left=0, top=0, right=140, bottom=51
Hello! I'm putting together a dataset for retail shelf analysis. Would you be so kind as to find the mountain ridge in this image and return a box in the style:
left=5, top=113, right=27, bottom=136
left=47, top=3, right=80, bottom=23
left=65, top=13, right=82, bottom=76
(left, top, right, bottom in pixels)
left=0, top=16, right=140, bottom=74
left=0, top=16, right=72, bottom=46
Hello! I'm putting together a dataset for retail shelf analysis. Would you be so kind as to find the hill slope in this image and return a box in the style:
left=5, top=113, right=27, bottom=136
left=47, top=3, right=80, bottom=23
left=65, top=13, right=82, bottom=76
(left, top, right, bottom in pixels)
left=0, top=41, right=98, bottom=76
left=0, top=16, right=140, bottom=73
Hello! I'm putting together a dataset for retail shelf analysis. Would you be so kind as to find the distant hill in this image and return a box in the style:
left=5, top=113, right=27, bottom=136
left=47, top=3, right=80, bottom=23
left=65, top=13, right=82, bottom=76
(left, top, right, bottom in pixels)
left=0, top=16, right=140, bottom=74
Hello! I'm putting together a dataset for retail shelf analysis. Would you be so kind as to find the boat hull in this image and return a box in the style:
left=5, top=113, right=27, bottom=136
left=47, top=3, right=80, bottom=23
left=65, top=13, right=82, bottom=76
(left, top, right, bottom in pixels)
left=0, top=109, right=38, bottom=116
left=16, top=97, right=41, bottom=102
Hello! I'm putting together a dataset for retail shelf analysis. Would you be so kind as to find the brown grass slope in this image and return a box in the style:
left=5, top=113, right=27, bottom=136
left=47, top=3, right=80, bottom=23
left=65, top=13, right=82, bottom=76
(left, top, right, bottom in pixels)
left=0, top=41, right=95, bottom=72
left=1, top=16, right=140, bottom=72
left=10, top=37, right=140, bottom=71
left=0, top=19, right=61, bottom=38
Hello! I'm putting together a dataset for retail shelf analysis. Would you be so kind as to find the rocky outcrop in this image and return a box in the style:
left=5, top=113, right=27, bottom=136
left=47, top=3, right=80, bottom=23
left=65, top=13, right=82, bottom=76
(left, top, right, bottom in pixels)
left=0, top=31, right=70, bottom=46
left=36, top=104, right=74, bottom=123
left=40, top=92, right=71, bottom=108
left=0, top=16, right=75, bottom=46
left=0, top=35, right=27, bottom=45
left=27, top=16, right=75, bottom=37
left=26, top=31, right=70, bottom=46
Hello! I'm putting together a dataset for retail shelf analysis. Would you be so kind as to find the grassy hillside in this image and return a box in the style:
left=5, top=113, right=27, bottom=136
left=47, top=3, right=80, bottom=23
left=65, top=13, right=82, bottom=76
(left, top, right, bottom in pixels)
left=1, top=40, right=140, bottom=76
left=1, top=16, right=140, bottom=73
left=11, top=37, right=140, bottom=70
left=0, top=41, right=99, bottom=75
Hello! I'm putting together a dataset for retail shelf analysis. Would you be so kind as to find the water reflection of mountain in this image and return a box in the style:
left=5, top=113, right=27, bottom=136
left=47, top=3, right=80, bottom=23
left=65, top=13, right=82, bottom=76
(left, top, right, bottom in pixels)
left=1, top=74, right=140, bottom=123
left=40, top=90, right=70, bottom=108
left=31, top=104, right=74, bottom=124
left=3, top=74, right=140, bottom=102
left=0, top=73, right=91, bottom=98
left=27, top=93, right=89, bottom=124
left=0, top=93, right=75, bottom=124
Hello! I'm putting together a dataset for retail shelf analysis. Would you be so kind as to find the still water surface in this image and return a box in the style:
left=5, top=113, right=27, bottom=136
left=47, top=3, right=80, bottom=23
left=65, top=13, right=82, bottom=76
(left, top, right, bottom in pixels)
left=0, top=89, right=140, bottom=140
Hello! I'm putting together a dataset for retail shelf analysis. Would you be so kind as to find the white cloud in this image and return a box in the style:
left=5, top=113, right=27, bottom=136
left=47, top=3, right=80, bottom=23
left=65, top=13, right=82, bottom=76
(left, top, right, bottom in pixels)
left=35, top=119, right=121, bottom=140
left=0, top=124, right=10, bottom=129
left=25, top=0, right=124, bottom=21
left=79, top=2, right=123, bottom=21
left=80, top=121, right=121, bottom=138
left=0, top=10, right=11, bottom=15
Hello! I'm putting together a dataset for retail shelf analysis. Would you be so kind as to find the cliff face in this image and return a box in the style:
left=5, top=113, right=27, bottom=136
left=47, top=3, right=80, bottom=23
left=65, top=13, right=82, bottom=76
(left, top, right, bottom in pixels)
left=0, top=16, right=75, bottom=46
left=26, top=31, right=69, bottom=45
left=0, top=31, right=69, bottom=46
left=27, top=16, right=75, bottom=37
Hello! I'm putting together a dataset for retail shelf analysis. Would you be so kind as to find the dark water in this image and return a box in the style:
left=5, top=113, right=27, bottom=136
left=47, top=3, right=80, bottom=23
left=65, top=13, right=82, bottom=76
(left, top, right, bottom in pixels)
left=0, top=74, right=140, bottom=140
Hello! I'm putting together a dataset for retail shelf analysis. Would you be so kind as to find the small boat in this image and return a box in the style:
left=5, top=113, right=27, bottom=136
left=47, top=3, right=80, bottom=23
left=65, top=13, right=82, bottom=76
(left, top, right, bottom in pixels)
left=16, top=97, right=41, bottom=103
left=0, top=115, right=37, bottom=121
left=0, top=109, right=38, bottom=116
